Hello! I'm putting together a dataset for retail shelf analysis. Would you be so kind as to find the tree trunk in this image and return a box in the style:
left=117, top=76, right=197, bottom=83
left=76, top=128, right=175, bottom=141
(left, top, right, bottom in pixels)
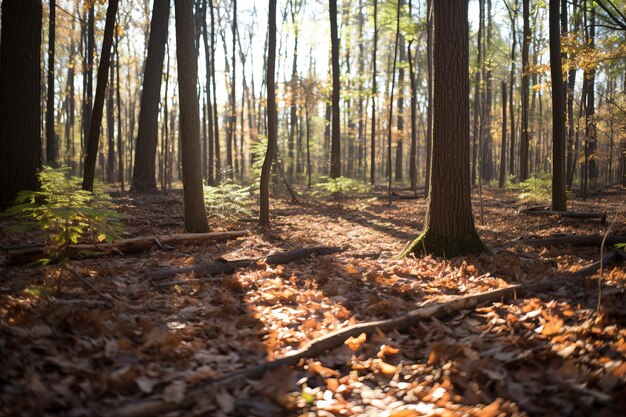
left=395, top=2, right=405, bottom=183
left=499, top=81, right=507, bottom=188
left=259, top=0, right=277, bottom=230
left=83, top=7, right=95, bottom=157
left=329, top=0, right=341, bottom=179
left=0, top=0, right=42, bottom=206
left=106, top=47, right=115, bottom=183
left=408, top=0, right=418, bottom=192
left=404, top=0, right=486, bottom=258
left=507, top=0, right=518, bottom=177
left=46, top=0, right=58, bottom=167
left=82, top=0, right=119, bottom=191
left=585, top=5, right=597, bottom=189
left=130, top=0, right=170, bottom=193
left=424, top=0, right=432, bottom=197
left=519, top=0, right=530, bottom=181
left=174, top=0, right=209, bottom=232
left=550, top=0, right=567, bottom=211
left=481, top=0, right=494, bottom=183
left=471, top=0, right=483, bottom=187
left=209, top=0, right=221, bottom=185
left=370, top=0, right=378, bottom=185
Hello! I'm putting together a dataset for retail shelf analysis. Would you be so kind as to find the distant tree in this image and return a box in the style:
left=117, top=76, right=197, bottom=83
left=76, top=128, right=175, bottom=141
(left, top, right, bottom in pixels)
left=403, top=0, right=486, bottom=258
left=174, top=0, right=209, bottom=232
left=370, top=0, right=378, bottom=185
left=0, top=0, right=42, bottom=207
left=131, top=0, right=170, bottom=193
left=329, top=0, right=341, bottom=178
left=82, top=0, right=119, bottom=191
left=259, top=0, right=277, bottom=230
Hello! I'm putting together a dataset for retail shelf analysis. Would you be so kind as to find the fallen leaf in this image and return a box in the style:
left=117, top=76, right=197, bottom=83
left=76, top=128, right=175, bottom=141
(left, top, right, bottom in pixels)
left=377, top=344, right=400, bottom=358
left=135, top=376, right=158, bottom=394
left=541, top=315, right=564, bottom=336
left=162, top=380, right=186, bottom=404
left=345, top=332, right=366, bottom=351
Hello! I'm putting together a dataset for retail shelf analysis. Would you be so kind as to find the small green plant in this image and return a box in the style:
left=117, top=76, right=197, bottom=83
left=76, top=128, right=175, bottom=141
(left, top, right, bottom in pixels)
left=203, top=180, right=255, bottom=219
left=518, top=173, right=552, bottom=201
left=6, top=166, right=124, bottom=265
left=311, top=176, right=372, bottom=199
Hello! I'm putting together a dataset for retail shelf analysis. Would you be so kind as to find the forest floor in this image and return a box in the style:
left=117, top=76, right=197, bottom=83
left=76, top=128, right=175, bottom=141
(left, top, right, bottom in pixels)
left=1, top=187, right=626, bottom=417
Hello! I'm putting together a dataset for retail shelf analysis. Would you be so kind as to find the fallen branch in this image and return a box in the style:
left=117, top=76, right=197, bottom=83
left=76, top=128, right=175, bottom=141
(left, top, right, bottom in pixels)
left=5, top=230, right=248, bottom=266
left=519, top=209, right=607, bottom=224
left=149, top=246, right=343, bottom=282
left=109, top=279, right=562, bottom=417
left=519, top=235, right=626, bottom=247
left=574, top=251, right=624, bottom=277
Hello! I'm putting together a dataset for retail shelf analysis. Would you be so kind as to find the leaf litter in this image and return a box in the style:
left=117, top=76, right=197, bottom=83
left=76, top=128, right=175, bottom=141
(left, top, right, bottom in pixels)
left=0, top=188, right=625, bottom=416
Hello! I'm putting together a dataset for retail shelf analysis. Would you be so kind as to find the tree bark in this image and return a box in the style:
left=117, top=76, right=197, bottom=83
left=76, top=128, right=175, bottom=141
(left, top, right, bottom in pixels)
left=0, top=0, right=42, bottom=206
left=46, top=0, right=58, bottom=167
left=499, top=81, right=507, bottom=188
left=259, top=0, right=277, bottom=230
left=131, top=0, right=170, bottom=193
left=404, top=0, right=486, bottom=258
left=519, top=0, right=530, bottom=181
left=550, top=0, right=567, bottom=211
left=329, top=0, right=341, bottom=179
left=174, top=0, right=209, bottom=232
left=370, top=0, right=378, bottom=185
left=82, top=0, right=119, bottom=191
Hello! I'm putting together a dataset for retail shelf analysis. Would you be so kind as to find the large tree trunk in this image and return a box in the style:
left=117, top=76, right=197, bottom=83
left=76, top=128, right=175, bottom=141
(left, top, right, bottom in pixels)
left=404, top=0, right=486, bottom=258
left=82, top=0, right=119, bottom=191
left=258, top=0, right=277, bottom=230
left=174, top=0, right=209, bottom=232
left=519, top=0, right=530, bottom=182
left=550, top=0, right=567, bottom=211
left=0, top=0, right=42, bottom=206
left=131, top=0, right=170, bottom=193
left=46, top=0, right=58, bottom=167
left=329, top=0, right=341, bottom=179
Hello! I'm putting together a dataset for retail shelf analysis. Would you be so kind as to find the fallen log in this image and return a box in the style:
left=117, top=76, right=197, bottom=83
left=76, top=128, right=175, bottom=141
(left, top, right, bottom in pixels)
left=519, top=235, right=626, bottom=247
left=574, top=251, right=625, bottom=277
left=109, top=279, right=562, bottom=417
left=519, top=209, right=607, bottom=224
left=149, top=246, right=343, bottom=282
left=5, top=230, right=248, bottom=266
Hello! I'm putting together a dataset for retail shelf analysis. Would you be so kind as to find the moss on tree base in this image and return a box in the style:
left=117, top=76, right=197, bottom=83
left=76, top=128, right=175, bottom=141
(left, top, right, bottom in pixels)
left=402, top=229, right=488, bottom=259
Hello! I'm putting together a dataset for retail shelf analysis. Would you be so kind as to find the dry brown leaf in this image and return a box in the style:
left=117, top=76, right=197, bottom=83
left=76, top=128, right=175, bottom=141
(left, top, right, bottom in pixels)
left=541, top=315, right=564, bottom=336
left=377, top=344, right=400, bottom=358
left=344, top=332, right=366, bottom=351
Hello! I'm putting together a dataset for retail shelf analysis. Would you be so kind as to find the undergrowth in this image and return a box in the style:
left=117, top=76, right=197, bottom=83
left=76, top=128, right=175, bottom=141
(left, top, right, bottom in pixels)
left=203, top=181, right=255, bottom=219
left=311, top=176, right=372, bottom=199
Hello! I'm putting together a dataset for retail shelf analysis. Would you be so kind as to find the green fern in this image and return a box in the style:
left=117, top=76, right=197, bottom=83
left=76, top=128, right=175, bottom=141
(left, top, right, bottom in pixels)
left=5, top=166, right=124, bottom=263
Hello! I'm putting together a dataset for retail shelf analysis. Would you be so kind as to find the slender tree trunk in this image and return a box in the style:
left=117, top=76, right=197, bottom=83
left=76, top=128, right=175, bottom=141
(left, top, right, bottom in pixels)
left=259, top=0, right=277, bottom=230
left=46, top=0, right=58, bottom=167
left=106, top=46, right=115, bottom=182
left=209, top=0, right=221, bottom=184
left=507, top=0, right=518, bottom=177
left=395, top=0, right=406, bottom=182
left=519, top=0, right=530, bottom=181
left=174, top=0, right=209, bottom=232
left=585, top=5, right=597, bottom=188
left=115, top=26, right=124, bottom=191
left=370, top=0, right=378, bottom=185
left=499, top=82, right=507, bottom=188
left=387, top=0, right=401, bottom=204
left=566, top=0, right=579, bottom=190
left=472, top=0, right=483, bottom=186
left=408, top=0, right=418, bottom=192
left=481, top=0, right=494, bottom=183
left=82, top=0, right=119, bottom=191
left=0, top=0, right=42, bottom=206
left=329, top=0, right=341, bottom=178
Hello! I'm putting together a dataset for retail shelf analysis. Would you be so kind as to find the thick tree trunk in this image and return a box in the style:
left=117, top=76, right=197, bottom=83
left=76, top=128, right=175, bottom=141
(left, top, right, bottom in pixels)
left=174, top=0, right=209, bottom=232
left=82, top=0, right=119, bottom=191
left=404, top=0, right=486, bottom=258
left=550, top=0, right=567, bottom=211
left=46, top=0, right=58, bottom=167
left=0, top=0, right=42, bottom=206
left=259, top=0, right=277, bottom=230
left=130, top=0, right=170, bottom=193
